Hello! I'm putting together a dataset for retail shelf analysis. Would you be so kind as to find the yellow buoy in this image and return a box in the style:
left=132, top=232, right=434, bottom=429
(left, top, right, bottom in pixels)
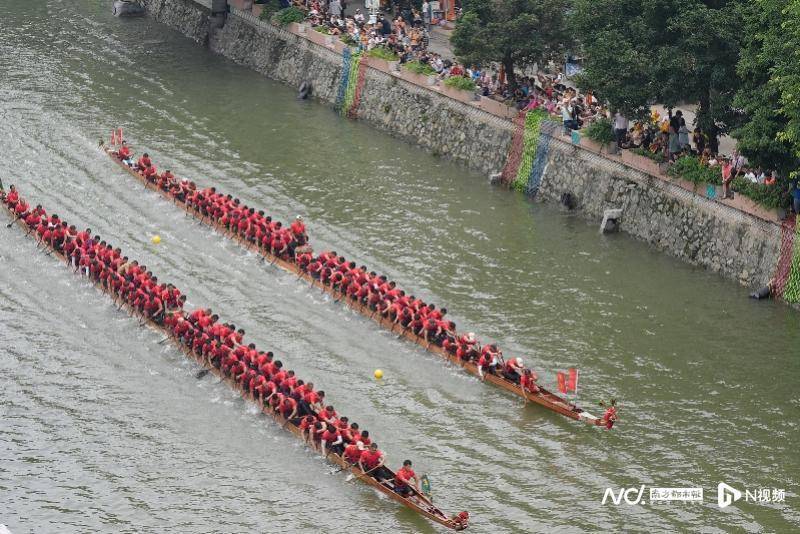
left=374, top=369, right=384, bottom=380
left=151, top=235, right=161, bottom=245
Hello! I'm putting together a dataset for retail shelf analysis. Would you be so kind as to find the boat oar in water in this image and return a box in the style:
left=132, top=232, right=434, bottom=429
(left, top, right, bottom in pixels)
left=346, top=464, right=379, bottom=482
left=196, top=369, right=211, bottom=379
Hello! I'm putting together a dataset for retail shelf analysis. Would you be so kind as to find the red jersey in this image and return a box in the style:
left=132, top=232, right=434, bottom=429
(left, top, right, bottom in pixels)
left=359, top=450, right=382, bottom=470
left=395, top=466, right=416, bottom=487
left=344, top=443, right=361, bottom=463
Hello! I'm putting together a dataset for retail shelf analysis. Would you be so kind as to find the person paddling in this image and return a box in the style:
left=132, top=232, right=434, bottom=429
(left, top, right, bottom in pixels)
left=359, top=442, right=392, bottom=484
left=601, top=399, right=618, bottom=430
left=503, top=357, right=525, bottom=383
left=393, top=459, right=421, bottom=497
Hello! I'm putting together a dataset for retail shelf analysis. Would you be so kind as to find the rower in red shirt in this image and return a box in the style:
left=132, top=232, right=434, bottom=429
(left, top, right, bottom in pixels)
left=143, top=164, right=157, bottom=182
left=279, top=395, right=298, bottom=422
left=602, top=399, right=618, bottom=430
left=343, top=440, right=365, bottom=465
left=477, top=347, right=499, bottom=380
left=290, top=215, right=307, bottom=245
left=359, top=442, right=392, bottom=483
left=137, top=153, right=152, bottom=170
left=503, top=357, right=524, bottom=383
left=298, top=415, right=316, bottom=445
left=320, top=425, right=344, bottom=455
left=4, top=185, right=20, bottom=208
left=117, top=141, right=131, bottom=160
left=393, top=460, right=421, bottom=497
left=519, top=369, right=540, bottom=397
left=317, top=405, right=337, bottom=424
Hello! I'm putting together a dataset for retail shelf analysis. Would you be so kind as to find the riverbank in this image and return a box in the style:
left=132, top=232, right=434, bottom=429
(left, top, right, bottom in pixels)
left=140, top=0, right=784, bottom=292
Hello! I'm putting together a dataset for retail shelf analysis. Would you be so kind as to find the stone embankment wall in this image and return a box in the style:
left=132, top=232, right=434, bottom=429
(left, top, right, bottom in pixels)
left=539, top=139, right=782, bottom=285
left=139, top=0, right=784, bottom=289
left=218, top=8, right=512, bottom=174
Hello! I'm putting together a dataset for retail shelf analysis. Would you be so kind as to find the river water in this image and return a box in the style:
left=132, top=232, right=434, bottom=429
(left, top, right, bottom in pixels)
left=1, top=2, right=798, bottom=533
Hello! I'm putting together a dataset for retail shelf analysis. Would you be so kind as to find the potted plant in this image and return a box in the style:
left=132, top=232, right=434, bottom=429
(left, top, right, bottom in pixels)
left=366, top=46, right=399, bottom=72
left=272, top=6, right=305, bottom=27
left=401, top=60, right=436, bottom=86
left=441, top=76, right=476, bottom=102
left=583, top=118, right=616, bottom=154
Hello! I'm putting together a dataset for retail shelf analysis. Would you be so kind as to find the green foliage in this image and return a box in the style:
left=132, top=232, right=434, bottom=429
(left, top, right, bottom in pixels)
left=340, top=34, right=358, bottom=47
left=584, top=118, right=615, bottom=145
left=443, top=76, right=476, bottom=92
left=572, top=0, right=742, bottom=133
left=452, top=0, right=572, bottom=90
left=668, top=156, right=722, bottom=186
left=731, top=176, right=791, bottom=209
left=273, top=6, right=305, bottom=26
left=314, top=25, right=331, bottom=35
left=258, top=0, right=281, bottom=20
left=731, top=0, right=795, bottom=173
left=632, top=147, right=666, bottom=164
left=771, top=0, right=800, bottom=166
left=367, top=46, right=399, bottom=61
left=404, top=60, right=436, bottom=76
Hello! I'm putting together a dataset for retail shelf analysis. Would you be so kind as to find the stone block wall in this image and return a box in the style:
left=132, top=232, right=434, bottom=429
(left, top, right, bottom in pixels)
left=539, top=138, right=782, bottom=286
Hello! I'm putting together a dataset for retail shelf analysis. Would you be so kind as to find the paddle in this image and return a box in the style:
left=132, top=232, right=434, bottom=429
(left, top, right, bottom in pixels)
left=346, top=464, right=379, bottom=482
left=6, top=214, right=22, bottom=228
left=196, top=369, right=210, bottom=379
left=333, top=461, right=355, bottom=475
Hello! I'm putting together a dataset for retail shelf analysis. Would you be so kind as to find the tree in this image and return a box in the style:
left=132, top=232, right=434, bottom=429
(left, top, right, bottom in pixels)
left=572, top=0, right=743, bottom=141
left=451, top=0, right=573, bottom=91
left=731, top=0, right=795, bottom=172
left=772, top=0, right=800, bottom=165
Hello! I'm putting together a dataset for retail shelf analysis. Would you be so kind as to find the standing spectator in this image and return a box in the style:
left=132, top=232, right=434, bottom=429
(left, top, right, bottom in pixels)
left=329, top=0, right=341, bottom=17
left=678, top=118, right=690, bottom=150
left=668, top=110, right=682, bottom=160
left=790, top=174, right=800, bottom=215
left=721, top=157, right=734, bottom=199
left=613, top=111, right=629, bottom=152
left=692, top=128, right=707, bottom=155
left=422, top=0, right=431, bottom=29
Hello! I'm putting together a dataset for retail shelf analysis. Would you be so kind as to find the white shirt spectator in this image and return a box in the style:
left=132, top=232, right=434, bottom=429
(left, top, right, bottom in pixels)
left=613, top=112, right=628, bottom=131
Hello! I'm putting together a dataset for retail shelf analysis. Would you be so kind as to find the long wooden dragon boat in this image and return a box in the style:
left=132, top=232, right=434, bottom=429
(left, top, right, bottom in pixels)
left=102, top=142, right=606, bottom=428
left=1, top=185, right=469, bottom=531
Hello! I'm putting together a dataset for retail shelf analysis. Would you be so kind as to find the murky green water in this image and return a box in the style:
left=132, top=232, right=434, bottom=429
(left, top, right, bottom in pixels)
left=1, top=1, right=798, bottom=532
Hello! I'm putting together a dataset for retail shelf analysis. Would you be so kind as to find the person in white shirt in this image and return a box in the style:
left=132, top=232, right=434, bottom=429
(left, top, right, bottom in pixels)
left=613, top=111, right=629, bottom=150
left=422, top=0, right=431, bottom=28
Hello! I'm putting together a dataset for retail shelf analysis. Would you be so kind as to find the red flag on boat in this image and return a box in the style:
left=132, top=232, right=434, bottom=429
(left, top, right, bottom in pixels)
left=557, top=371, right=567, bottom=394
left=118, top=127, right=123, bottom=143
left=557, top=369, right=579, bottom=394
left=567, top=368, right=579, bottom=392
left=111, top=129, right=117, bottom=146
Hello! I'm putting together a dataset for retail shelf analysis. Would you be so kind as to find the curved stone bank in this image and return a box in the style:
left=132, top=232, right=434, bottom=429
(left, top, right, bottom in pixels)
left=137, top=0, right=784, bottom=292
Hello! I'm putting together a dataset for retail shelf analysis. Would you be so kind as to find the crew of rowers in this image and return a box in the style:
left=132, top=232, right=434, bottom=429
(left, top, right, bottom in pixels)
left=1, top=185, right=432, bottom=501
left=111, top=144, right=557, bottom=404
left=298, top=250, right=542, bottom=396
left=116, top=142, right=309, bottom=260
